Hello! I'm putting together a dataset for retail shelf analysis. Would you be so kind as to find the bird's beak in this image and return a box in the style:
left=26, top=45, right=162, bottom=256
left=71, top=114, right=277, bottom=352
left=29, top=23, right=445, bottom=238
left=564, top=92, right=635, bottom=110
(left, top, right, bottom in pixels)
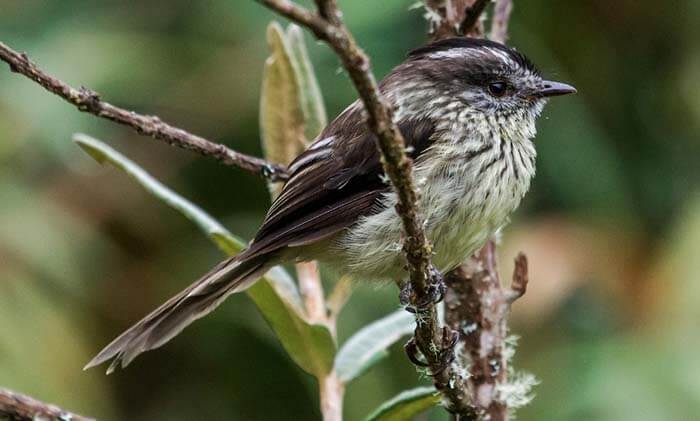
left=537, top=80, right=577, bottom=97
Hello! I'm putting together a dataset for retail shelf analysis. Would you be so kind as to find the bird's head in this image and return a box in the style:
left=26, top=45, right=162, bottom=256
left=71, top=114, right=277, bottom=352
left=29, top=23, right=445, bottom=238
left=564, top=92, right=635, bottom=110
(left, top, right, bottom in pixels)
left=385, top=38, right=576, bottom=137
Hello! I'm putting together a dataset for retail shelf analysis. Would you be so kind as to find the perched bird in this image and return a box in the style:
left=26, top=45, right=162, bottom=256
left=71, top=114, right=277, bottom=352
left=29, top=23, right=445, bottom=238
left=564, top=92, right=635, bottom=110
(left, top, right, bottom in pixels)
left=86, top=37, right=576, bottom=373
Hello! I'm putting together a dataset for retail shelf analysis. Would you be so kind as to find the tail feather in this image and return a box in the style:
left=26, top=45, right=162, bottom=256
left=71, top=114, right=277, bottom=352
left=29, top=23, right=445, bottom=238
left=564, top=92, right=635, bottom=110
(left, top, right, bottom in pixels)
left=85, top=253, right=270, bottom=374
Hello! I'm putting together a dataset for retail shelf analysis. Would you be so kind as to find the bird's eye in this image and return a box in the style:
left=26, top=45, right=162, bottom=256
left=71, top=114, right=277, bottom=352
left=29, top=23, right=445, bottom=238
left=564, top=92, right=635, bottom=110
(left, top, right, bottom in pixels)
left=487, top=81, right=508, bottom=97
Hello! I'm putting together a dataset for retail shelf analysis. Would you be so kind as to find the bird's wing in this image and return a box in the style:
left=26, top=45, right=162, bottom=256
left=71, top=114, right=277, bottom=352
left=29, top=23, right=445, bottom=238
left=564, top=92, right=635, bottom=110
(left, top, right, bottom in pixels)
left=85, top=104, right=436, bottom=372
left=244, top=102, right=436, bottom=257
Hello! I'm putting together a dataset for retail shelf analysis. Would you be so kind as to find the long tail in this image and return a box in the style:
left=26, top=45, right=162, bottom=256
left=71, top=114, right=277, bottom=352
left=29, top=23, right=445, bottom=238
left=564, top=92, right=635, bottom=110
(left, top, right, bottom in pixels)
left=85, top=252, right=272, bottom=374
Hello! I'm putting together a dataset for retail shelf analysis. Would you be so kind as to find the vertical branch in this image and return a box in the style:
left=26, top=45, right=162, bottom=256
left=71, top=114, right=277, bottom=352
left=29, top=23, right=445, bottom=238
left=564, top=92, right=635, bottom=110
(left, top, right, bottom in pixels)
left=425, top=1, right=530, bottom=419
left=425, top=0, right=488, bottom=40
left=257, top=0, right=464, bottom=415
left=459, top=0, right=490, bottom=36
left=444, top=242, right=529, bottom=421
left=260, top=0, right=526, bottom=418
left=297, top=261, right=326, bottom=324
left=319, top=372, right=345, bottom=421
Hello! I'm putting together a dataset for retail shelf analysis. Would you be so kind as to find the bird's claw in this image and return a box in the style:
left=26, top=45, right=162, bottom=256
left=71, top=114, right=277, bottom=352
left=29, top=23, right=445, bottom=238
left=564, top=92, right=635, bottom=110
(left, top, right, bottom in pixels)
left=399, top=266, right=446, bottom=313
left=403, top=327, right=460, bottom=375
left=404, top=337, right=429, bottom=367
left=433, top=327, right=459, bottom=375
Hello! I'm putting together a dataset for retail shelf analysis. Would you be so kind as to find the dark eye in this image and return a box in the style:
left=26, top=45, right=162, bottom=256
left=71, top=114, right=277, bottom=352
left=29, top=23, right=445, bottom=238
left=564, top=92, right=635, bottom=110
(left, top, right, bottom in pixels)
left=487, top=81, right=508, bottom=97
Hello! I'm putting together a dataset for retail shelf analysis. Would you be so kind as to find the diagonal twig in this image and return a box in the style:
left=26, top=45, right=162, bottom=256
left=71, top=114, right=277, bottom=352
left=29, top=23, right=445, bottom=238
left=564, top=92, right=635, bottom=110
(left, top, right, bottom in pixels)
left=0, top=387, right=94, bottom=421
left=425, top=0, right=488, bottom=40
left=256, top=0, right=465, bottom=415
left=459, top=0, right=490, bottom=36
left=256, top=0, right=436, bottom=330
left=0, top=41, right=288, bottom=182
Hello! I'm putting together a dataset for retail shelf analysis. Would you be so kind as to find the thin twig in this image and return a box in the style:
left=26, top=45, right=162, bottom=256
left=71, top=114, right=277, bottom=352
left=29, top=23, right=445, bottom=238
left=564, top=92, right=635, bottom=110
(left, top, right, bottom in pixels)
left=506, top=252, right=528, bottom=303
left=490, top=0, right=514, bottom=43
left=257, top=0, right=437, bottom=333
left=0, top=41, right=288, bottom=182
left=426, top=0, right=527, bottom=419
left=0, top=387, right=94, bottom=421
left=257, top=0, right=460, bottom=415
left=424, top=0, right=487, bottom=40
left=459, top=0, right=490, bottom=36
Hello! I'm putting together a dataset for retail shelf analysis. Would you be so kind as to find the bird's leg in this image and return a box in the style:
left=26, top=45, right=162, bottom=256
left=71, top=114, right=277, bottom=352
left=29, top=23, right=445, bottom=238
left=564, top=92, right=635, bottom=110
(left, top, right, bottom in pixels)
left=401, top=265, right=458, bottom=374
left=399, top=265, right=446, bottom=313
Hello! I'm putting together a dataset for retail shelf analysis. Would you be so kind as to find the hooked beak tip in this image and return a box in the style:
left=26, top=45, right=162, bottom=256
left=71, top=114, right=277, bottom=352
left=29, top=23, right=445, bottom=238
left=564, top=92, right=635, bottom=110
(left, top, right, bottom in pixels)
left=539, top=81, right=577, bottom=97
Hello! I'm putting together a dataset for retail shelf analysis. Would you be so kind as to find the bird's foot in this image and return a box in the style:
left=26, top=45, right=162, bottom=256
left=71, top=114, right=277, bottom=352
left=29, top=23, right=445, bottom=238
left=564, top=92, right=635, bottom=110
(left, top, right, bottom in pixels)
left=404, top=337, right=429, bottom=367
left=399, top=266, right=446, bottom=313
left=404, top=327, right=460, bottom=375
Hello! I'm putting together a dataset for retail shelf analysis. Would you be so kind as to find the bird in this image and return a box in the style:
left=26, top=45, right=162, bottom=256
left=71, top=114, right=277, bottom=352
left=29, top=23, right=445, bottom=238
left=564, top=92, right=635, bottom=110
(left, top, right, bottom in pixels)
left=85, top=37, right=576, bottom=373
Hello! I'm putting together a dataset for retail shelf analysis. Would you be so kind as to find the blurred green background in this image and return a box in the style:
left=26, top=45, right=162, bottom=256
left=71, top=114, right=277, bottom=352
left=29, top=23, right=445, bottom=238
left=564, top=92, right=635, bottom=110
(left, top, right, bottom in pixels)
left=1, top=1, right=699, bottom=420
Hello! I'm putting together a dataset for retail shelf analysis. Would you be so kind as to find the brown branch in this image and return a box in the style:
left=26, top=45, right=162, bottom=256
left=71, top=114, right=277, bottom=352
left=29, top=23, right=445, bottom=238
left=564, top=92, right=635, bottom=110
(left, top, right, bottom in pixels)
left=257, top=0, right=438, bottom=338
left=506, top=252, right=528, bottom=303
left=0, top=41, right=288, bottom=183
left=257, top=0, right=460, bottom=415
left=0, top=387, right=94, bottom=421
left=490, top=0, right=514, bottom=44
left=444, top=243, right=529, bottom=421
left=296, top=261, right=326, bottom=324
left=459, top=0, right=490, bottom=36
left=424, top=1, right=528, bottom=419
left=425, top=0, right=488, bottom=40
left=319, top=373, right=345, bottom=421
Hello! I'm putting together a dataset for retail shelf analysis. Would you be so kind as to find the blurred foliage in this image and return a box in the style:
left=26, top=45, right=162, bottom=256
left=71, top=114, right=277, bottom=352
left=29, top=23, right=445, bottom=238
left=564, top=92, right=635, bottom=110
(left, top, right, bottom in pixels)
left=0, top=0, right=699, bottom=420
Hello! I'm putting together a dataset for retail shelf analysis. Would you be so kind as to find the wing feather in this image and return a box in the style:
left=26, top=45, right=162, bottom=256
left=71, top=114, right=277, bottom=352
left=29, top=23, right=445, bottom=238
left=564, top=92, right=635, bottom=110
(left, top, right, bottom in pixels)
left=246, top=102, right=436, bottom=258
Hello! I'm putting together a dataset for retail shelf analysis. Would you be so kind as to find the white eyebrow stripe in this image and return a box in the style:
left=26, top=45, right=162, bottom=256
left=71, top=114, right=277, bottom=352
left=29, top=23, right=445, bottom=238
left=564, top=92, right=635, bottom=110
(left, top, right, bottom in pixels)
left=427, top=47, right=516, bottom=67
left=485, top=48, right=513, bottom=65
left=427, top=49, right=467, bottom=59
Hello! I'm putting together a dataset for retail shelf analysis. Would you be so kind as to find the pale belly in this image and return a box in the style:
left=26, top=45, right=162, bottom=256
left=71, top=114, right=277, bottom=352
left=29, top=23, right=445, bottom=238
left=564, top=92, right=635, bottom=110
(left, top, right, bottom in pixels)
left=331, top=139, right=535, bottom=281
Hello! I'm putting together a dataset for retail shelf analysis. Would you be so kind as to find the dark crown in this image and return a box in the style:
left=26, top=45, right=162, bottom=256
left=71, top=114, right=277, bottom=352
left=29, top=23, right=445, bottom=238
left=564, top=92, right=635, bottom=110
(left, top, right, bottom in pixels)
left=408, top=37, right=540, bottom=76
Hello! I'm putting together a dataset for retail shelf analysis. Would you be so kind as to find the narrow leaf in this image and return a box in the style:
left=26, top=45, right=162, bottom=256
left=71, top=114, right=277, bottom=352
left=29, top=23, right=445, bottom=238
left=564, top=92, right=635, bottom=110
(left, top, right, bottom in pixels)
left=335, top=309, right=415, bottom=383
left=366, top=387, right=440, bottom=421
left=247, top=280, right=336, bottom=376
left=286, top=24, right=327, bottom=140
left=74, top=133, right=335, bottom=376
left=260, top=21, right=307, bottom=168
left=75, top=133, right=234, bottom=242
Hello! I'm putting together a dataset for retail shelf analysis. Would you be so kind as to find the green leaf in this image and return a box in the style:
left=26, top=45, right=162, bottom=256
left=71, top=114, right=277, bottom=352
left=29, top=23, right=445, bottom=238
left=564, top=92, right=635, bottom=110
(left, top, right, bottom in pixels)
left=247, top=281, right=336, bottom=376
left=74, top=133, right=335, bottom=377
left=335, top=309, right=415, bottom=383
left=260, top=21, right=308, bottom=168
left=366, top=387, right=441, bottom=421
left=286, top=24, right=327, bottom=140
left=75, top=133, right=236, bottom=244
